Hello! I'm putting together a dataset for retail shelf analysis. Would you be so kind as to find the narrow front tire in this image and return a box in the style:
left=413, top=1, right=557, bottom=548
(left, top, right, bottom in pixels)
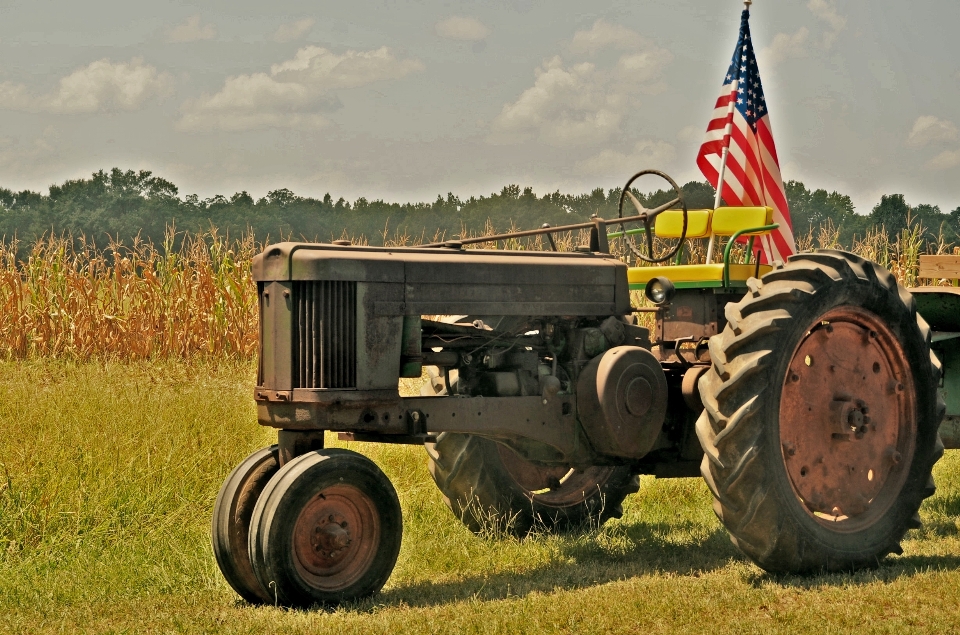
left=248, top=448, right=403, bottom=607
left=211, top=445, right=280, bottom=604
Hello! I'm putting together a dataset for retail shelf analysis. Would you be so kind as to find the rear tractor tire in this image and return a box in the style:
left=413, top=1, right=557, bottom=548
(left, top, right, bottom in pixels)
left=248, top=449, right=403, bottom=607
left=697, top=250, right=945, bottom=572
left=426, top=431, right=639, bottom=536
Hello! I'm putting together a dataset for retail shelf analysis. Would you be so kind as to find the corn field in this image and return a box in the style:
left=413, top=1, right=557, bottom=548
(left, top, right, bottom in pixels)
left=0, top=220, right=953, bottom=361
left=0, top=231, right=259, bottom=360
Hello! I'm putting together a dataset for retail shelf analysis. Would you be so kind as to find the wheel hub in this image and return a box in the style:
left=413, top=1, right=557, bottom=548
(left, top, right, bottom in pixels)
left=311, top=513, right=352, bottom=560
left=779, top=307, right=916, bottom=526
left=292, top=484, right=380, bottom=590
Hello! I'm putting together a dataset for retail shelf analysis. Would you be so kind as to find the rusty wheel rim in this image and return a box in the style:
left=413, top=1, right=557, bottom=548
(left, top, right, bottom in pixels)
left=779, top=306, right=916, bottom=530
left=496, top=444, right=612, bottom=506
left=292, top=484, right=380, bottom=591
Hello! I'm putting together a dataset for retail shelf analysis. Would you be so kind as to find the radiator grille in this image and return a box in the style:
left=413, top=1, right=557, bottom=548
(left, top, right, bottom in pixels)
left=292, top=281, right=357, bottom=389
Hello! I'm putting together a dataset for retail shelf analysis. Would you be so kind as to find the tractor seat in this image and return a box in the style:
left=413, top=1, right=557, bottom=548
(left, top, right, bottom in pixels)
left=628, top=263, right=773, bottom=288
left=626, top=206, right=776, bottom=289
left=655, top=209, right=712, bottom=238
left=653, top=206, right=773, bottom=239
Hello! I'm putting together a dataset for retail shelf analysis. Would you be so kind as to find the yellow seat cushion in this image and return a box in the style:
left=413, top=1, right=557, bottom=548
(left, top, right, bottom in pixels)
left=628, top=263, right=773, bottom=286
left=654, top=209, right=712, bottom=239
left=711, top=206, right=774, bottom=236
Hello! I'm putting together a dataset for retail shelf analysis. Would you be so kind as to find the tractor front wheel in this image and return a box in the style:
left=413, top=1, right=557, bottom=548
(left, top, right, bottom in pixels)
left=211, top=445, right=280, bottom=604
left=248, top=449, right=402, bottom=607
left=697, top=250, right=944, bottom=572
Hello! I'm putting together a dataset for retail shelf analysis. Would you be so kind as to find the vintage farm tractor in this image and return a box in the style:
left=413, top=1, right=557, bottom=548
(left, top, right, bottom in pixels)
left=212, top=170, right=947, bottom=607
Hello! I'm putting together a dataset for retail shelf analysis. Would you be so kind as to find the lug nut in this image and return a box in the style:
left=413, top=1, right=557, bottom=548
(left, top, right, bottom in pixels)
left=886, top=447, right=902, bottom=465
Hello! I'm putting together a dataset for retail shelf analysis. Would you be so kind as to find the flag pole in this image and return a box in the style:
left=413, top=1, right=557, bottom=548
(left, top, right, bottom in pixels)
left=705, top=0, right=751, bottom=264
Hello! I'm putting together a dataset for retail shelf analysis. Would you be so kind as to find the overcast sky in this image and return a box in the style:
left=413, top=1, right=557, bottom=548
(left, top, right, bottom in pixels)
left=0, top=0, right=957, bottom=214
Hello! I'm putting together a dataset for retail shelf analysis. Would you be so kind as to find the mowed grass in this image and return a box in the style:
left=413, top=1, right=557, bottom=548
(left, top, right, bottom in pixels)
left=3, top=362, right=960, bottom=633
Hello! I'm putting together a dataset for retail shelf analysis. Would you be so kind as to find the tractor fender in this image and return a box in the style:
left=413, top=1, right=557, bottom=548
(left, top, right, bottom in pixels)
left=913, top=286, right=960, bottom=448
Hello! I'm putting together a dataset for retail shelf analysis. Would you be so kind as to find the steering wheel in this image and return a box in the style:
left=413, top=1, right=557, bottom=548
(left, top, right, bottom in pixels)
left=616, top=169, right=688, bottom=264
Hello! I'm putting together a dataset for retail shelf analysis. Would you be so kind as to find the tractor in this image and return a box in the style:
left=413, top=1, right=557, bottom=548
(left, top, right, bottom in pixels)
left=211, top=170, right=946, bottom=608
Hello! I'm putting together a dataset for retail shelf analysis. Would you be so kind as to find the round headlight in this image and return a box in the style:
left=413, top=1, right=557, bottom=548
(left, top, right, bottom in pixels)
left=648, top=281, right=666, bottom=303
left=644, top=276, right=675, bottom=305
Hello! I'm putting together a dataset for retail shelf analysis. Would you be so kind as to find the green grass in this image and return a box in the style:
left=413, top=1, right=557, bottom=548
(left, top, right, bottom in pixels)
left=3, top=361, right=960, bottom=633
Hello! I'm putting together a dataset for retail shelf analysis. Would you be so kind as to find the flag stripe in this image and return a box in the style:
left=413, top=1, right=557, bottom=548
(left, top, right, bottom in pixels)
left=695, top=8, right=795, bottom=263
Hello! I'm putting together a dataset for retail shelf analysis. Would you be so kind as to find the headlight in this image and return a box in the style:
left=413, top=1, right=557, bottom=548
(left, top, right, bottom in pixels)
left=645, top=276, right=675, bottom=305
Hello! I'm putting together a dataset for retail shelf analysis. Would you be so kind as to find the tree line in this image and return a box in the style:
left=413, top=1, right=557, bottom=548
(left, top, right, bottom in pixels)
left=0, top=167, right=957, bottom=257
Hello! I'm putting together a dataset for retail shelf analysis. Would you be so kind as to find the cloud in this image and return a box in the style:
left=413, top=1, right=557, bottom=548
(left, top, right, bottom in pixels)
left=907, top=116, right=958, bottom=147
left=907, top=116, right=960, bottom=171
left=490, top=58, right=623, bottom=146
left=178, top=73, right=336, bottom=132
left=0, top=127, right=64, bottom=176
left=808, top=0, right=846, bottom=31
left=616, top=48, right=672, bottom=83
left=761, top=1, right=843, bottom=66
left=807, top=0, right=846, bottom=47
left=435, top=16, right=490, bottom=42
left=676, top=125, right=699, bottom=142
left=575, top=139, right=676, bottom=175
left=759, top=27, right=809, bottom=68
left=271, top=46, right=424, bottom=88
left=272, top=18, right=315, bottom=43
left=490, top=21, right=672, bottom=147
left=926, top=150, right=960, bottom=171
left=168, top=15, right=217, bottom=43
left=570, top=20, right=646, bottom=53
left=0, top=58, right=171, bottom=114
left=179, top=46, right=423, bottom=131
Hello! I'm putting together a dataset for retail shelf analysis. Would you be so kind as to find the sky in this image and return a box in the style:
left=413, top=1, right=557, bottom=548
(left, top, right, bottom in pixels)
left=0, top=0, right=957, bottom=214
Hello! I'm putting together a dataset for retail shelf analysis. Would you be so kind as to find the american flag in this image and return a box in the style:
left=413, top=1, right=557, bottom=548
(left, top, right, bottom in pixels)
left=696, top=8, right=796, bottom=261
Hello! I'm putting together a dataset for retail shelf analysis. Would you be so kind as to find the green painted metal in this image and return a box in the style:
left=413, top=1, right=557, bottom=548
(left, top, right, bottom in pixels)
left=934, top=339, right=960, bottom=417
left=612, top=220, right=779, bottom=289
left=914, top=290, right=960, bottom=332
left=721, top=223, right=779, bottom=287
left=606, top=226, right=647, bottom=239
left=912, top=288, right=960, bottom=446
left=629, top=279, right=747, bottom=291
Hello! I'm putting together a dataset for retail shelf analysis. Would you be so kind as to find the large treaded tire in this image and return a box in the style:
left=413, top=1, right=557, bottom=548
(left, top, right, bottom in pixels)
left=697, top=250, right=945, bottom=573
left=426, top=432, right=639, bottom=536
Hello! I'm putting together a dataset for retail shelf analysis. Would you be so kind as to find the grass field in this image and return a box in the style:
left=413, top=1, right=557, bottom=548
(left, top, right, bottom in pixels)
left=3, top=360, right=960, bottom=634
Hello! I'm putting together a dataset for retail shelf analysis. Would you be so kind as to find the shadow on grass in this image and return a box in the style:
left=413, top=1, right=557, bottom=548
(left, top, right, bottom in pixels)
left=746, top=552, right=960, bottom=591
left=251, top=515, right=960, bottom=613
left=363, top=517, right=960, bottom=612
left=362, top=518, right=740, bottom=611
